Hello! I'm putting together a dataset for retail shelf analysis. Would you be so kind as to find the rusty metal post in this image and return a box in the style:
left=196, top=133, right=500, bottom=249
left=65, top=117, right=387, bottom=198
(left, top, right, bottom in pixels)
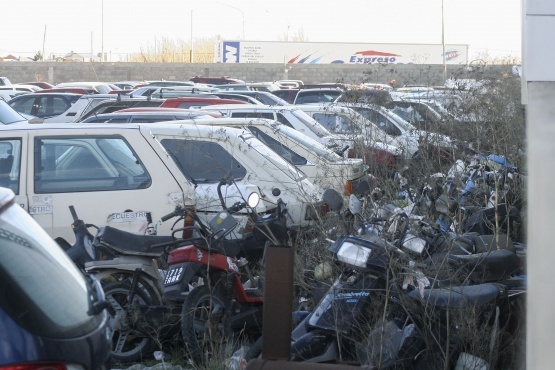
left=261, top=244, right=294, bottom=360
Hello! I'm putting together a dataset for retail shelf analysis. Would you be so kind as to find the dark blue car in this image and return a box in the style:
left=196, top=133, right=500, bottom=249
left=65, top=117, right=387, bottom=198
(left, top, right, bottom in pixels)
left=0, top=187, right=111, bottom=369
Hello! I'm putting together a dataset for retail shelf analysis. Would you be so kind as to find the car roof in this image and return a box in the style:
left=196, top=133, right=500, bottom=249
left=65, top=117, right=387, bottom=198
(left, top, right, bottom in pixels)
left=36, top=87, right=94, bottom=94
left=10, top=92, right=83, bottom=99
left=112, top=107, right=224, bottom=117
left=199, top=104, right=300, bottom=111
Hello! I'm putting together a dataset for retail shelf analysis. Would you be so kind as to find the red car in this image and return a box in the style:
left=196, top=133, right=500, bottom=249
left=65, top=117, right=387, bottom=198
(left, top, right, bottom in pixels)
left=21, top=81, right=55, bottom=89
left=160, top=97, right=247, bottom=109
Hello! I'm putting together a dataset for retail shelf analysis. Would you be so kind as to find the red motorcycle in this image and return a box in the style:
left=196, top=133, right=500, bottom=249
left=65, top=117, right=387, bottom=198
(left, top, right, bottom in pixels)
left=162, top=179, right=289, bottom=365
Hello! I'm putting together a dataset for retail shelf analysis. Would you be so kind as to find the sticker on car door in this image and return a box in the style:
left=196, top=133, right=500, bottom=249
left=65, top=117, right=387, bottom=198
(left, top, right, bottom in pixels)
left=107, top=211, right=149, bottom=223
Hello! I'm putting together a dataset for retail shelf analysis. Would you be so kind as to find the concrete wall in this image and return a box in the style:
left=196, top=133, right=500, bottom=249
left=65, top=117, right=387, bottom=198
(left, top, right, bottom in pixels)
left=0, top=62, right=511, bottom=87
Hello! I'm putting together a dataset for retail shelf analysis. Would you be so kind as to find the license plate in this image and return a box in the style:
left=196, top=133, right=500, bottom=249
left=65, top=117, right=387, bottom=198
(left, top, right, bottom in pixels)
left=164, top=266, right=184, bottom=285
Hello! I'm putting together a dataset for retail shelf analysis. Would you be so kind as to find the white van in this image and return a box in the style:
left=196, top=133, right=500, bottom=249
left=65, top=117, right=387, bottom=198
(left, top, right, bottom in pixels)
left=190, top=117, right=370, bottom=195
left=145, top=122, right=325, bottom=234
left=0, top=124, right=196, bottom=242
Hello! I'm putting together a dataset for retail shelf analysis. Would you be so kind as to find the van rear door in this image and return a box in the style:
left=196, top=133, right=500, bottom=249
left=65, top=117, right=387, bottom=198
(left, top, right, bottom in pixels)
left=26, top=127, right=193, bottom=243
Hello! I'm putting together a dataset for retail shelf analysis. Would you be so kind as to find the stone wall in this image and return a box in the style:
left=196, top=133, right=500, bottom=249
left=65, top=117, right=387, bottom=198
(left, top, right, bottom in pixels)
left=0, top=62, right=510, bottom=87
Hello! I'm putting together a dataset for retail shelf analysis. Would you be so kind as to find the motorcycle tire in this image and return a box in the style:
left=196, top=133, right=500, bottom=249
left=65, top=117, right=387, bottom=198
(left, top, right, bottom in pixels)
left=181, top=285, right=227, bottom=365
left=95, top=270, right=163, bottom=306
left=103, top=281, right=155, bottom=363
left=245, top=336, right=263, bottom=361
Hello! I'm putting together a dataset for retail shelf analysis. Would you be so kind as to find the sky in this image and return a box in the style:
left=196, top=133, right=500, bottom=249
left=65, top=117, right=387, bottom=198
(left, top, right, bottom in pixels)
left=3, top=0, right=521, bottom=62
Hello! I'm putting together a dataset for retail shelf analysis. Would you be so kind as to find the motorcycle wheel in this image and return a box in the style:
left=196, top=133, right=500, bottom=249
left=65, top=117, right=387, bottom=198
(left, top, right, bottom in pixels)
left=103, top=282, right=154, bottom=363
left=181, top=285, right=227, bottom=365
left=245, top=336, right=263, bottom=361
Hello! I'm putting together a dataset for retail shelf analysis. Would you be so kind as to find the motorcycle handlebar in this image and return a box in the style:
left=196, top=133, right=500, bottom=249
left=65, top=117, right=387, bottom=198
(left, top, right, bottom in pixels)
left=69, top=205, right=78, bottom=222
left=161, top=208, right=181, bottom=222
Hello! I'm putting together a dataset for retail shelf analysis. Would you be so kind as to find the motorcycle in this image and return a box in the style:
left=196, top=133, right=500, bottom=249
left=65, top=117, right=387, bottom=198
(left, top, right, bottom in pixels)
left=63, top=176, right=282, bottom=363
left=63, top=204, right=192, bottom=362
left=163, top=191, right=289, bottom=365
left=285, top=188, right=524, bottom=368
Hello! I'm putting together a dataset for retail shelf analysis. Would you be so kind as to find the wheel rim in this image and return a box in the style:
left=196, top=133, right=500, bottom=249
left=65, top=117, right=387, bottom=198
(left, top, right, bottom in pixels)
left=185, top=290, right=226, bottom=361
left=104, top=283, right=152, bottom=362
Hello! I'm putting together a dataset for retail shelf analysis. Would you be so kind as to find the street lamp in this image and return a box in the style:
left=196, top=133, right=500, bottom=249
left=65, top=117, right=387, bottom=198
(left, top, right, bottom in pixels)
left=218, top=2, right=245, bottom=39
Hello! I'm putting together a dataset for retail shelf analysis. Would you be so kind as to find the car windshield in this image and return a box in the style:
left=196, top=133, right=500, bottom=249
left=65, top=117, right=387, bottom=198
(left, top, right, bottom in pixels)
left=312, top=113, right=363, bottom=135
left=290, top=109, right=331, bottom=137
left=271, top=124, right=342, bottom=162
left=240, top=134, right=307, bottom=182
left=384, top=108, right=416, bottom=131
left=0, top=100, right=26, bottom=124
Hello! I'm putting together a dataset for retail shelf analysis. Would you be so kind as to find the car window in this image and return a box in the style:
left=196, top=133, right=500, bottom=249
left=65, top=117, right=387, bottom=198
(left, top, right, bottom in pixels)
left=275, top=113, right=295, bottom=129
left=231, top=112, right=274, bottom=120
left=313, top=113, right=361, bottom=135
left=273, top=124, right=342, bottom=162
left=354, top=107, right=402, bottom=136
left=36, top=96, right=73, bottom=117
left=130, top=116, right=175, bottom=123
left=81, top=116, right=111, bottom=123
left=0, top=199, right=103, bottom=338
left=34, top=136, right=151, bottom=193
left=9, top=96, right=35, bottom=115
left=0, top=101, right=26, bottom=124
left=295, top=91, right=341, bottom=104
left=247, top=126, right=308, bottom=166
left=389, top=105, right=422, bottom=124
left=105, top=117, right=129, bottom=123
left=161, top=139, right=246, bottom=183
left=0, top=139, right=21, bottom=194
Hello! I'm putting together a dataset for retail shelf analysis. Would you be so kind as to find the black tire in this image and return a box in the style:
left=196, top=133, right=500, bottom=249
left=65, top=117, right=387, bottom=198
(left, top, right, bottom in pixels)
left=181, top=285, right=227, bottom=365
left=97, top=271, right=162, bottom=306
left=245, top=336, right=263, bottom=361
left=103, top=282, right=155, bottom=363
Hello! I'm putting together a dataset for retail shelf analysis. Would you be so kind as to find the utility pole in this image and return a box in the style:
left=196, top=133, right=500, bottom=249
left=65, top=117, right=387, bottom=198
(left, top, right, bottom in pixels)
left=101, top=0, right=104, bottom=62
left=190, top=10, right=194, bottom=63
left=42, top=25, right=46, bottom=61
left=441, top=0, right=446, bottom=84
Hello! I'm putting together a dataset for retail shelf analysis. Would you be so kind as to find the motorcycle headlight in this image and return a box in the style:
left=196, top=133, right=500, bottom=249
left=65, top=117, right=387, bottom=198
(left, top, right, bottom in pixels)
left=336, top=240, right=373, bottom=268
left=402, top=233, right=427, bottom=255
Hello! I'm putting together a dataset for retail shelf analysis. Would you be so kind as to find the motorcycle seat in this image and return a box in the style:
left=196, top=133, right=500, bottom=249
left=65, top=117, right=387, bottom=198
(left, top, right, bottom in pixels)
left=407, top=283, right=502, bottom=309
left=448, top=248, right=521, bottom=283
left=94, top=226, right=175, bottom=257
left=463, top=233, right=516, bottom=253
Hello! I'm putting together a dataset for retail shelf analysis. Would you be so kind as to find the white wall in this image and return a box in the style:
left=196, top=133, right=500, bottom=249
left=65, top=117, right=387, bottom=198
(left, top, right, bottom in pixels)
left=524, top=0, right=555, bottom=368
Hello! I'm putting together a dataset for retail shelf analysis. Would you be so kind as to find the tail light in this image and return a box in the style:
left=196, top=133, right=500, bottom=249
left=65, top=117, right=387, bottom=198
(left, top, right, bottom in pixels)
left=167, top=245, right=198, bottom=264
left=0, top=363, right=85, bottom=370
left=345, top=180, right=354, bottom=195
